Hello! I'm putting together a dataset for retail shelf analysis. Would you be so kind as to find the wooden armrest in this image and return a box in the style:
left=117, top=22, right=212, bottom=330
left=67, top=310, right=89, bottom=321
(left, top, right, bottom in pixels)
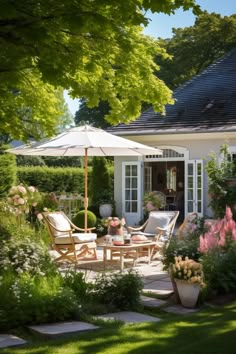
left=70, top=222, right=96, bottom=232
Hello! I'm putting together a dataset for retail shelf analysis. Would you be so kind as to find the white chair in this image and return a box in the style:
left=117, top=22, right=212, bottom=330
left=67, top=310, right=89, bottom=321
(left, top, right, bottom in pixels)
left=128, top=210, right=179, bottom=241
left=43, top=211, right=97, bottom=263
left=128, top=210, right=179, bottom=260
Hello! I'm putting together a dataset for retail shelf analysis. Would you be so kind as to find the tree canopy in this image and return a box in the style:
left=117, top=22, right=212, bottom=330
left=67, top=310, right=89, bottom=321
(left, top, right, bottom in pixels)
left=75, top=12, right=236, bottom=127
left=157, top=12, right=236, bottom=89
left=0, top=0, right=200, bottom=140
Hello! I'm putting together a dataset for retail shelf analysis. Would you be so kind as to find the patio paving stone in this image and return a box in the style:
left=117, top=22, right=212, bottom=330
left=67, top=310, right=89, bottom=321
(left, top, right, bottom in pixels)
left=95, top=311, right=161, bottom=323
left=0, top=334, right=27, bottom=349
left=163, top=305, right=200, bottom=315
left=143, top=280, right=174, bottom=298
left=29, top=321, right=99, bottom=338
left=141, top=295, right=167, bottom=307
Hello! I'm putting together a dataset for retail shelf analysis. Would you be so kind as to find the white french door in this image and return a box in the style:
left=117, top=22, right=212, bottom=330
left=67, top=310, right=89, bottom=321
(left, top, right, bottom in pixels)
left=122, top=162, right=142, bottom=225
left=185, top=160, right=203, bottom=216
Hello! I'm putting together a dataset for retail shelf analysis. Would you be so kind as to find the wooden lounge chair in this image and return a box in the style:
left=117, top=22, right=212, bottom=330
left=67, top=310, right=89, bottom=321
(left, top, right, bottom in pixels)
left=42, top=211, right=97, bottom=263
left=128, top=210, right=179, bottom=260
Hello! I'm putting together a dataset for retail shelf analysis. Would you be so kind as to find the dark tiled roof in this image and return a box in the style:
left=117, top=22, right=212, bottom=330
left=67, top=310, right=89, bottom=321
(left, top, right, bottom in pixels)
left=108, top=49, right=236, bottom=135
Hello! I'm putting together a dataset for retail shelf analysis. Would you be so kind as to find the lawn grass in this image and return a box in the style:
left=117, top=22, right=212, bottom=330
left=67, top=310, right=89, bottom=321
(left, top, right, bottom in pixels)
left=2, top=302, right=236, bottom=354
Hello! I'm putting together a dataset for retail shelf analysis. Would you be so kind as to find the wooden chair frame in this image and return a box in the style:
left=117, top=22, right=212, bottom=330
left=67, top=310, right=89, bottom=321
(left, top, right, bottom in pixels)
left=42, top=211, right=97, bottom=263
left=128, top=211, right=179, bottom=260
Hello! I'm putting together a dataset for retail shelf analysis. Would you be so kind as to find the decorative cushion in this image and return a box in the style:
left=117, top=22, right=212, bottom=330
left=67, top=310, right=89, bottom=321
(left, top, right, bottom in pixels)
left=47, top=213, right=71, bottom=236
left=144, top=212, right=176, bottom=240
left=55, top=233, right=97, bottom=245
left=130, top=231, right=156, bottom=238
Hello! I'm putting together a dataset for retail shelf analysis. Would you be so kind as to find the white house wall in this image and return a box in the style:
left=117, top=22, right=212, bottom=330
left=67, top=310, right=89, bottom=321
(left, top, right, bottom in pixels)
left=114, top=133, right=236, bottom=218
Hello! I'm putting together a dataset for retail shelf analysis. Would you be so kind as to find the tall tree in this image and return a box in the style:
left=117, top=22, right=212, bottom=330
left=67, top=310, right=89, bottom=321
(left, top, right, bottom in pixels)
left=0, top=0, right=200, bottom=140
left=156, top=12, right=236, bottom=89
left=74, top=100, right=111, bottom=129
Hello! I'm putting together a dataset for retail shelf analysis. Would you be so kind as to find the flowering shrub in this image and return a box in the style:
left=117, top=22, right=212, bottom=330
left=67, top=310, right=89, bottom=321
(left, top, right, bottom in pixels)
left=0, top=272, right=78, bottom=330
left=199, top=206, right=236, bottom=253
left=206, top=144, right=236, bottom=219
left=0, top=238, right=56, bottom=276
left=143, top=191, right=164, bottom=212
left=170, top=256, right=204, bottom=286
left=7, top=184, right=41, bottom=215
left=199, top=207, right=236, bottom=296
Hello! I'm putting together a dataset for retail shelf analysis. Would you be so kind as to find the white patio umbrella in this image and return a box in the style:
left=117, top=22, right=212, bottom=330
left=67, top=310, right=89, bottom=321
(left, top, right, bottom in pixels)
left=8, top=125, right=162, bottom=231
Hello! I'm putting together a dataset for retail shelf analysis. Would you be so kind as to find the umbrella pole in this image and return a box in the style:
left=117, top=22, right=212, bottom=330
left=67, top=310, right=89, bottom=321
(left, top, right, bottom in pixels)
left=84, top=147, right=88, bottom=232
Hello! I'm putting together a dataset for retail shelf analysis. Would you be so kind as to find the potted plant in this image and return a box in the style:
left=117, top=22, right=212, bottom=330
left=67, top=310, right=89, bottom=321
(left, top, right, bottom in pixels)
left=169, top=256, right=205, bottom=308
left=102, top=216, right=125, bottom=236
left=143, top=191, right=165, bottom=214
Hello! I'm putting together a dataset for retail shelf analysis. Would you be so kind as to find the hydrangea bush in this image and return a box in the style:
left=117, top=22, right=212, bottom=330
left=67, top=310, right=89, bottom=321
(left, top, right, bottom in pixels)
left=0, top=237, right=57, bottom=276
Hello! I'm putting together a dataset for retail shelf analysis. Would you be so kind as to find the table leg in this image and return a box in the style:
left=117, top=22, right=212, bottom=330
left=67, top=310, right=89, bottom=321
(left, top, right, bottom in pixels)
left=120, top=248, right=124, bottom=272
left=103, top=247, right=107, bottom=270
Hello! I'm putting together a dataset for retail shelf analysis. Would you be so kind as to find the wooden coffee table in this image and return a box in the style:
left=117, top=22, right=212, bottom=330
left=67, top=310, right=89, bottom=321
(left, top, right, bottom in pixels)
left=102, top=242, right=156, bottom=272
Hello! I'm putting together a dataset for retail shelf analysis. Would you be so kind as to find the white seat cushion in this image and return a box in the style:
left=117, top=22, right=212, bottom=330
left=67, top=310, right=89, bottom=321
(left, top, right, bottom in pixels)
left=47, top=213, right=71, bottom=236
left=144, top=214, right=171, bottom=233
left=55, top=233, right=97, bottom=245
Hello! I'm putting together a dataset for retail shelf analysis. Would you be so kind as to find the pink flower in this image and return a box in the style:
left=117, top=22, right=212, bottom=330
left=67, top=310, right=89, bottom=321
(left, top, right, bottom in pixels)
left=28, top=186, right=36, bottom=193
left=18, top=198, right=25, bottom=205
left=225, top=206, right=233, bottom=221
left=17, top=186, right=27, bottom=195
left=37, top=213, right=43, bottom=221
left=146, top=202, right=154, bottom=211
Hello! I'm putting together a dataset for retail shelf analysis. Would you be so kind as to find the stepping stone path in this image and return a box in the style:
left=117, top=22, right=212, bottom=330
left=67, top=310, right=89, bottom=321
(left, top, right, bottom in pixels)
left=29, top=321, right=99, bottom=338
left=0, top=334, right=27, bottom=349
left=95, top=311, right=161, bottom=323
left=163, top=305, right=200, bottom=315
left=143, top=279, right=174, bottom=298
left=141, top=295, right=167, bottom=307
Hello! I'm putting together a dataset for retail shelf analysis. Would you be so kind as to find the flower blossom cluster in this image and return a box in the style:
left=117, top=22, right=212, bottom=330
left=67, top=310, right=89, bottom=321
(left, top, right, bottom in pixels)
left=103, top=216, right=125, bottom=229
left=199, top=206, right=236, bottom=253
left=143, top=191, right=164, bottom=212
left=170, top=256, right=204, bottom=285
left=7, top=184, right=40, bottom=214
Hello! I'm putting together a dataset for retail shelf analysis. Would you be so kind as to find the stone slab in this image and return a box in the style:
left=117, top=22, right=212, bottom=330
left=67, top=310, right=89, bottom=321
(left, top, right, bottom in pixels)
left=29, top=321, right=99, bottom=338
left=163, top=305, right=200, bottom=315
left=0, top=334, right=27, bottom=349
left=95, top=311, right=161, bottom=323
left=141, top=295, right=167, bottom=307
left=144, top=280, right=174, bottom=298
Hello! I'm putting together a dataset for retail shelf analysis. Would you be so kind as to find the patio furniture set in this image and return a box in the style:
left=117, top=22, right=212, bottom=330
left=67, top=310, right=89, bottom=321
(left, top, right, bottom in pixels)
left=43, top=210, right=180, bottom=272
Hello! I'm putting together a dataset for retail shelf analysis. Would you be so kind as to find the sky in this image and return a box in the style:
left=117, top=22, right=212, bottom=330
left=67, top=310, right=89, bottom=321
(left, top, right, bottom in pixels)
left=65, top=0, right=236, bottom=115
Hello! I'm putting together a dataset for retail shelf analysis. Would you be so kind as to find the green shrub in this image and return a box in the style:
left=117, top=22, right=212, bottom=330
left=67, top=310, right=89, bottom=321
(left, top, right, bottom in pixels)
left=0, top=272, right=78, bottom=330
left=90, top=157, right=113, bottom=206
left=205, top=144, right=236, bottom=219
left=17, top=166, right=85, bottom=193
left=163, top=216, right=205, bottom=271
left=0, top=237, right=57, bottom=276
left=202, top=247, right=236, bottom=297
left=93, top=271, right=143, bottom=311
left=16, top=155, right=45, bottom=166
left=62, top=270, right=92, bottom=302
left=0, top=151, right=16, bottom=197
left=163, top=237, right=201, bottom=271
left=72, top=210, right=97, bottom=229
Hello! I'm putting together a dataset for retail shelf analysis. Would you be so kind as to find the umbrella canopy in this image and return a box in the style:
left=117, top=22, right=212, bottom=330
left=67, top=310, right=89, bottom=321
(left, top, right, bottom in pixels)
left=8, top=125, right=162, bottom=230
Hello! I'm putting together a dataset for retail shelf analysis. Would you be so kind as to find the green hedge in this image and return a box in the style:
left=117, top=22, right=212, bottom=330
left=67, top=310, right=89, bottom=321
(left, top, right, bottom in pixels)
left=17, top=166, right=114, bottom=195
left=0, top=152, right=17, bottom=197
left=17, top=166, right=85, bottom=193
